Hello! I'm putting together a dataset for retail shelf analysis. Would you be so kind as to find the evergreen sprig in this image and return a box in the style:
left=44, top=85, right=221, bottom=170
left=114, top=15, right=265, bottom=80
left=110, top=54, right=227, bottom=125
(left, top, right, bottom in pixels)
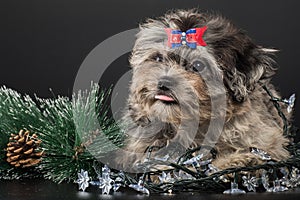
left=0, top=84, right=123, bottom=183
left=0, top=86, right=47, bottom=179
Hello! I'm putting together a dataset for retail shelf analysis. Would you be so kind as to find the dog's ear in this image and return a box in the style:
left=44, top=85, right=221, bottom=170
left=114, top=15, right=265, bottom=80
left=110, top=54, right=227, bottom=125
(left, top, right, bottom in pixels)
left=205, top=16, right=277, bottom=102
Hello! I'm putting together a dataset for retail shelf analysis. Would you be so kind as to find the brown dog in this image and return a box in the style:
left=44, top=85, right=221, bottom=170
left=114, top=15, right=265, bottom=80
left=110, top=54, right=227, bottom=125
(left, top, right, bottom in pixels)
left=118, top=9, right=291, bottom=172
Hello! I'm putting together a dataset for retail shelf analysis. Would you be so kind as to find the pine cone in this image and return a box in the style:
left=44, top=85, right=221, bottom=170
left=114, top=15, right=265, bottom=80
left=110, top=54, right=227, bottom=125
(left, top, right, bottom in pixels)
left=6, top=129, right=44, bottom=168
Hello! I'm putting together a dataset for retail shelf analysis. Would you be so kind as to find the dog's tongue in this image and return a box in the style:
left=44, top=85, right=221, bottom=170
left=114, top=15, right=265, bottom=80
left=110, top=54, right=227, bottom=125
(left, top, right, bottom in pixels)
left=155, top=94, right=175, bottom=102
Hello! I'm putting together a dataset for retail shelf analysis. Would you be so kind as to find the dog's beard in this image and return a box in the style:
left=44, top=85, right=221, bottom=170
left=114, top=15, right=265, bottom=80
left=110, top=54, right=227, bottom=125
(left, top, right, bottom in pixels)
left=151, top=90, right=181, bottom=123
left=137, top=84, right=204, bottom=126
left=130, top=71, right=216, bottom=128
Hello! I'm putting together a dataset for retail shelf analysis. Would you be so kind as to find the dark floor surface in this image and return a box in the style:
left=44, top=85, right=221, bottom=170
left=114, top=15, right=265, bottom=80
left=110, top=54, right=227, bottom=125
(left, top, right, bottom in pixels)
left=1, top=178, right=300, bottom=200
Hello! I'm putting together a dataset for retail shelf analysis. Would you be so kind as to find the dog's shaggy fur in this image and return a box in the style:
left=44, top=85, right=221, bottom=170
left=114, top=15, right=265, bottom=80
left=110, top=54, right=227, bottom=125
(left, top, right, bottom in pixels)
left=118, top=9, right=291, bottom=171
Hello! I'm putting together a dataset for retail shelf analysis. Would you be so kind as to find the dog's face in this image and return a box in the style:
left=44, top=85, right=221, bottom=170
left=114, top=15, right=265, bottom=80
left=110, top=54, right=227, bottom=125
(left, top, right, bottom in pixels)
left=127, top=9, right=276, bottom=131
left=129, top=47, right=219, bottom=125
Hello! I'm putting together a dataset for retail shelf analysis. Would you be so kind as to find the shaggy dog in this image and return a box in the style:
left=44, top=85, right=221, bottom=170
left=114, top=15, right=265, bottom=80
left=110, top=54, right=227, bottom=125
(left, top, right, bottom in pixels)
left=118, top=9, right=291, bottom=172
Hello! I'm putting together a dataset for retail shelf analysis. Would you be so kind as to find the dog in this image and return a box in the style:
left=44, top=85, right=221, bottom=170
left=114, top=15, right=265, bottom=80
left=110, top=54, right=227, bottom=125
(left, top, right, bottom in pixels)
left=117, top=9, right=291, bottom=172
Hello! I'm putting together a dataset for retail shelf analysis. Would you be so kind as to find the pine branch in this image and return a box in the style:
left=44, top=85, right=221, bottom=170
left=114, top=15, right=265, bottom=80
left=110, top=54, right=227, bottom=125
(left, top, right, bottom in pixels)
left=0, top=86, right=47, bottom=179
left=38, top=83, right=124, bottom=183
left=0, top=83, right=124, bottom=183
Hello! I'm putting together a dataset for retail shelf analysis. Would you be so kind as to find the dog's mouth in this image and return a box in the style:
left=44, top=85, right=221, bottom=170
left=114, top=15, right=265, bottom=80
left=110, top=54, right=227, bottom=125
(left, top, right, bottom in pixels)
left=154, top=92, right=177, bottom=104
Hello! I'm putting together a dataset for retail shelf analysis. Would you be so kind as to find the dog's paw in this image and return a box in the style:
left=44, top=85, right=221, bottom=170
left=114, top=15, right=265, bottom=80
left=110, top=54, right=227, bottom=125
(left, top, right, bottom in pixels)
left=212, top=152, right=263, bottom=170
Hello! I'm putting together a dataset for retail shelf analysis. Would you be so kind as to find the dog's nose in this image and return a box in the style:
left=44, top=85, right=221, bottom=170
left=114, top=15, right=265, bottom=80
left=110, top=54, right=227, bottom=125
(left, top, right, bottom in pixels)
left=158, top=76, right=173, bottom=91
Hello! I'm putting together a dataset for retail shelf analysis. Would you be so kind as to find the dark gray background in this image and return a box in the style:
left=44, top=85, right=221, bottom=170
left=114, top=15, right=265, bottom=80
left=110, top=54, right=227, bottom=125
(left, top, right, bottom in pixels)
left=1, top=0, right=299, bottom=130
left=1, top=1, right=300, bottom=199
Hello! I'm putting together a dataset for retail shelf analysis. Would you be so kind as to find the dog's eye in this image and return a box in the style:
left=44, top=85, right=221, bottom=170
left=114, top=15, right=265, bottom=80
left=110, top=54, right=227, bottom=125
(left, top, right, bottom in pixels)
left=191, top=60, right=205, bottom=72
left=153, top=54, right=164, bottom=62
left=156, top=56, right=163, bottom=62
